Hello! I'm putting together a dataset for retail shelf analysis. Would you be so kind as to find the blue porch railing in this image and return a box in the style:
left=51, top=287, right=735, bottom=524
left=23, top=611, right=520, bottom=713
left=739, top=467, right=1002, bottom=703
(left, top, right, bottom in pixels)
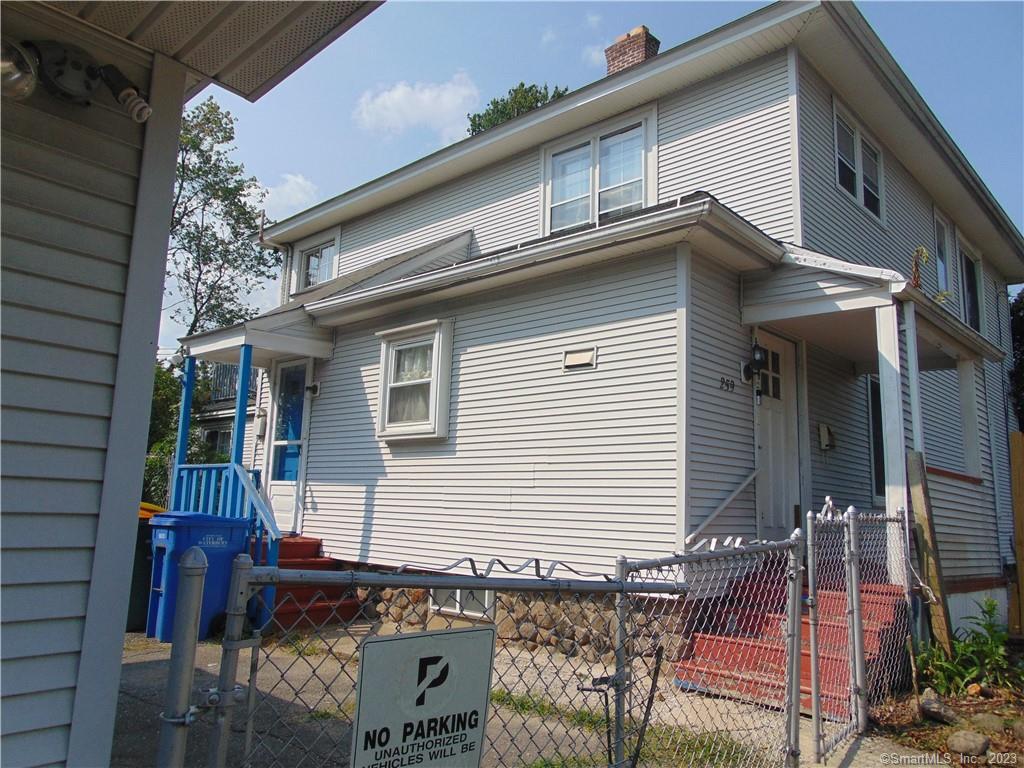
left=171, top=462, right=281, bottom=568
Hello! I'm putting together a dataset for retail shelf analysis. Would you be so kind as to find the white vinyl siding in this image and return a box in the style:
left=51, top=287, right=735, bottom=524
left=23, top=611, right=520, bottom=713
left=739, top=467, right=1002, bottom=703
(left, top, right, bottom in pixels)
left=805, top=345, right=875, bottom=512
left=0, top=7, right=150, bottom=764
left=687, top=257, right=756, bottom=538
left=658, top=51, right=795, bottom=241
left=333, top=150, right=541, bottom=276
left=741, top=265, right=874, bottom=307
left=300, top=252, right=679, bottom=572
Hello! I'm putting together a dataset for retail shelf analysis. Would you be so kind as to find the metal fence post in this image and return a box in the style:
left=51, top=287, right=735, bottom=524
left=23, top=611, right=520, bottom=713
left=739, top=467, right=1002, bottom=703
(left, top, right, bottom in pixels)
left=208, top=553, right=253, bottom=768
left=845, top=507, right=868, bottom=733
left=156, top=547, right=208, bottom=768
left=805, top=511, right=823, bottom=763
left=785, top=529, right=805, bottom=768
left=613, top=555, right=628, bottom=768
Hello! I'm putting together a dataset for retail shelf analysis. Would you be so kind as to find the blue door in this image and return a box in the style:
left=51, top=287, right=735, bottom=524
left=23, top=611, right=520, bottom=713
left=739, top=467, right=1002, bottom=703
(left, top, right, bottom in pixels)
left=267, top=361, right=309, bottom=532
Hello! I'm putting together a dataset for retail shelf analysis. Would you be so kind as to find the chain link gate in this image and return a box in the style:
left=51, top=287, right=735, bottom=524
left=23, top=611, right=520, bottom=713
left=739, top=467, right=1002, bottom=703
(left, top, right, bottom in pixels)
left=158, top=535, right=806, bottom=768
left=806, top=500, right=913, bottom=763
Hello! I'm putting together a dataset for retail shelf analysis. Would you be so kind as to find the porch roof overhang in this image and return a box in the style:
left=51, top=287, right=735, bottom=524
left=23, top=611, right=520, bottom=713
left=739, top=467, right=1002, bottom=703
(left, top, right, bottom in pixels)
left=306, top=193, right=786, bottom=326
left=38, top=1, right=380, bottom=102
left=742, top=245, right=1004, bottom=372
left=181, top=310, right=333, bottom=367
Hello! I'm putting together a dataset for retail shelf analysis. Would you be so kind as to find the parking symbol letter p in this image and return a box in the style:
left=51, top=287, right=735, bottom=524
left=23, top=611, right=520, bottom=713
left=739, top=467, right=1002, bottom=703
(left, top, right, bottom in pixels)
left=415, top=655, right=449, bottom=706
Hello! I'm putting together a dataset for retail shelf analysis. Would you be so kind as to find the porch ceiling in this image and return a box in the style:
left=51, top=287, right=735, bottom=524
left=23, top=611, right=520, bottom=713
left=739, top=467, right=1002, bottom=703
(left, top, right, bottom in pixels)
left=183, top=314, right=333, bottom=367
left=41, top=0, right=380, bottom=101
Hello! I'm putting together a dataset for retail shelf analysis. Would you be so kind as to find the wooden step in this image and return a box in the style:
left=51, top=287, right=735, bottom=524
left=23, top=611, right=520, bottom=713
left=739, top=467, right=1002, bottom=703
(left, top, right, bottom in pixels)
left=273, top=597, right=362, bottom=630
left=689, top=632, right=868, bottom=682
left=278, top=556, right=339, bottom=571
left=278, top=536, right=322, bottom=560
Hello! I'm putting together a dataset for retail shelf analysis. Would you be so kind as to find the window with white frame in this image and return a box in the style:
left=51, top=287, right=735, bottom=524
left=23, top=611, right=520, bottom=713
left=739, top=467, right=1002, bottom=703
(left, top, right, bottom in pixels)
left=959, top=240, right=982, bottom=332
left=299, top=241, right=336, bottom=290
left=545, top=111, right=654, bottom=234
left=933, top=213, right=952, bottom=295
left=376, top=319, right=453, bottom=440
left=833, top=105, right=884, bottom=220
left=430, top=588, right=494, bottom=619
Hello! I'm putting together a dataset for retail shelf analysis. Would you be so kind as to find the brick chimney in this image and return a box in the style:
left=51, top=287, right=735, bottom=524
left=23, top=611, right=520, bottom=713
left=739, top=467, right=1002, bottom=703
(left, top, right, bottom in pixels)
left=604, top=26, right=661, bottom=75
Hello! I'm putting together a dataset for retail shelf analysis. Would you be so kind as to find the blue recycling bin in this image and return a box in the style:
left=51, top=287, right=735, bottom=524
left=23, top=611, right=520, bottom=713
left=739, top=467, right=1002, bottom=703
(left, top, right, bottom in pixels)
left=146, top=512, right=251, bottom=642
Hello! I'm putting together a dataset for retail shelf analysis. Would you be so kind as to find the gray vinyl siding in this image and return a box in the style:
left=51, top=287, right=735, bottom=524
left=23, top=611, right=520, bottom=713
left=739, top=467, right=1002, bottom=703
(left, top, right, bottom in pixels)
left=301, top=252, right=679, bottom=572
left=659, top=51, right=795, bottom=241
left=929, top=473, right=999, bottom=579
left=919, top=370, right=966, bottom=473
left=805, top=345, right=875, bottom=512
left=0, top=7, right=150, bottom=763
left=984, top=271, right=1015, bottom=564
left=334, top=150, right=540, bottom=276
left=688, top=257, right=756, bottom=538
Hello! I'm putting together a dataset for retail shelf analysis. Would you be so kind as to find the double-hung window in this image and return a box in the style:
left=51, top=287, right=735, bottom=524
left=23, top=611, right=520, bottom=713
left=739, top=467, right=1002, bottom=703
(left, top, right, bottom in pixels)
left=959, top=241, right=982, bottom=332
left=933, top=214, right=952, bottom=294
left=546, top=111, right=653, bottom=234
left=299, top=241, right=336, bottom=289
left=376, top=319, right=453, bottom=440
left=833, top=104, right=884, bottom=220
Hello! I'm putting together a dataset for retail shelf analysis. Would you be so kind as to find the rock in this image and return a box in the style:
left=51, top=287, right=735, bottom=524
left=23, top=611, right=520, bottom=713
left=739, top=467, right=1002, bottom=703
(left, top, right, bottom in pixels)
left=379, top=588, right=394, bottom=602
left=967, top=683, right=983, bottom=697
left=524, top=641, right=539, bottom=652
left=601, top=651, right=616, bottom=666
left=557, top=639, right=576, bottom=656
left=1011, top=718, right=1024, bottom=740
left=947, top=730, right=990, bottom=757
left=518, top=622, right=538, bottom=642
left=496, top=616, right=517, bottom=639
left=920, top=688, right=959, bottom=725
left=405, top=588, right=428, bottom=605
left=584, top=646, right=601, bottom=664
left=388, top=605, right=405, bottom=622
left=969, top=713, right=1005, bottom=733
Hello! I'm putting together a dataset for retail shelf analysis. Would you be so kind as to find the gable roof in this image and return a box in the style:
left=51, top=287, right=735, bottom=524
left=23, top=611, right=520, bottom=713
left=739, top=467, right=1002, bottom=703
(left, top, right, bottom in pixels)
left=260, top=1, right=1024, bottom=281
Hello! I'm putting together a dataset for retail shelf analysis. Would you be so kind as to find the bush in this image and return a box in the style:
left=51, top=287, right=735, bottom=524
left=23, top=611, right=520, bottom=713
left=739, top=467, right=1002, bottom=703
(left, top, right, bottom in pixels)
left=141, top=430, right=229, bottom=508
left=917, top=598, right=1022, bottom=696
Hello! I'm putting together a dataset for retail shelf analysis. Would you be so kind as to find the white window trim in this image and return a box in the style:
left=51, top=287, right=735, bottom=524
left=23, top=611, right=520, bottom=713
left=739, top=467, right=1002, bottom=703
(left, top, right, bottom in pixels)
left=429, top=588, right=495, bottom=620
left=831, top=99, right=887, bottom=225
left=539, top=104, right=658, bottom=237
left=299, top=240, right=336, bottom=290
left=956, top=233, right=985, bottom=335
left=932, top=209, right=954, bottom=303
left=375, top=318, right=453, bottom=441
left=290, top=228, right=340, bottom=295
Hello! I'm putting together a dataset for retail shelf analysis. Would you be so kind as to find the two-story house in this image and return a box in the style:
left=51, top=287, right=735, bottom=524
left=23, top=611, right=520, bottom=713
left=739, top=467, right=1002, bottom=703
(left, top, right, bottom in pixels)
left=182, top=1, right=1023, bottom=630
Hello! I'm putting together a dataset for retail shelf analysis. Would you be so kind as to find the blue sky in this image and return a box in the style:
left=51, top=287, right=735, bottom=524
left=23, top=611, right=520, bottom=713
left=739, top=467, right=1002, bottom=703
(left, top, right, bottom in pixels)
left=160, top=1, right=1023, bottom=349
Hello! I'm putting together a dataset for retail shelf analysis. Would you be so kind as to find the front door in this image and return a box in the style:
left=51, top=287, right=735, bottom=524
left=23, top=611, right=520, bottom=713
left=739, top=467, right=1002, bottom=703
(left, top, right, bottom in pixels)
left=755, top=332, right=800, bottom=541
left=267, top=360, right=311, bottom=533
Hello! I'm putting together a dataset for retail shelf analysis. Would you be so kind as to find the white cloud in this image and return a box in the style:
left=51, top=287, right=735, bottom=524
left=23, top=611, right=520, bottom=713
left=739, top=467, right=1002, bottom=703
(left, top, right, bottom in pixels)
left=354, top=72, right=479, bottom=145
left=541, top=26, right=557, bottom=45
left=583, top=44, right=606, bottom=68
left=585, top=12, right=602, bottom=29
left=261, top=173, right=319, bottom=222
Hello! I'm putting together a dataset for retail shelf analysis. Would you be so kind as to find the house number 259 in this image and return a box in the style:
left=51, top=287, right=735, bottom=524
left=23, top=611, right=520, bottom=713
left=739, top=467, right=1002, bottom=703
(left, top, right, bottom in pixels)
left=719, top=377, right=736, bottom=392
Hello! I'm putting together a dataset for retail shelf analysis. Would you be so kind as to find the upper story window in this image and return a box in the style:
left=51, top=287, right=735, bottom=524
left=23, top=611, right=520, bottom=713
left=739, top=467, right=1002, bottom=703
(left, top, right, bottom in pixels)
left=375, top=319, right=453, bottom=441
left=833, top=103, right=884, bottom=221
left=544, top=108, right=656, bottom=235
left=959, top=240, right=982, bottom=333
left=933, top=214, right=952, bottom=294
left=300, top=241, right=336, bottom=289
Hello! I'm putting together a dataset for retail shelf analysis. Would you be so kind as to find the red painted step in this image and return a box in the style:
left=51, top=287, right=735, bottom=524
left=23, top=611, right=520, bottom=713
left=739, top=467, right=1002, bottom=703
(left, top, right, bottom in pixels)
left=278, top=535, right=322, bottom=560
left=687, top=632, right=869, bottom=684
left=730, top=609, right=886, bottom=655
left=278, top=556, right=339, bottom=571
left=269, top=536, right=362, bottom=630
left=273, top=598, right=362, bottom=630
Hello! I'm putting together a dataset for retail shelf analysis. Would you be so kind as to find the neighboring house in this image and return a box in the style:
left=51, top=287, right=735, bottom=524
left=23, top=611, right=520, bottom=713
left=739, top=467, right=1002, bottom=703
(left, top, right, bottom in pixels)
left=0, top=3, right=377, bottom=765
left=183, top=2, right=1022, bottom=632
left=195, top=361, right=260, bottom=467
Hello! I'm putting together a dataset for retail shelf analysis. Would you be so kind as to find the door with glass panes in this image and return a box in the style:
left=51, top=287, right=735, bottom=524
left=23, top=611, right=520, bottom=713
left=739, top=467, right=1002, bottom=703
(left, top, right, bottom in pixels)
left=266, top=360, right=311, bottom=533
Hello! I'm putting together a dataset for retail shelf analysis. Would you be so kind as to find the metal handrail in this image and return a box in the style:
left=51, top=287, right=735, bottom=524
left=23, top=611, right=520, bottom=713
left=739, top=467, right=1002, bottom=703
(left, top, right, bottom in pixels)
left=231, top=463, right=280, bottom=541
left=686, top=467, right=760, bottom=542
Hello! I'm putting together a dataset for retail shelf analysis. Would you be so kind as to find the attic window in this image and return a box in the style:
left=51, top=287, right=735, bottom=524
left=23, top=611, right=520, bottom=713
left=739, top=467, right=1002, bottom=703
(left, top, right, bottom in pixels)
left=563, top=347, right=597, bottom=370
left=301, top=241, right=336, bottom=289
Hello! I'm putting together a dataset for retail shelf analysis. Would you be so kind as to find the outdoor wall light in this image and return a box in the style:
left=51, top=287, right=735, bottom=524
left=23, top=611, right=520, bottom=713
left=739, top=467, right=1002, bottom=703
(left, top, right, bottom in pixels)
left=743, top=341, right=768, bottom=382
left=1, top=38, right=38, bottom=101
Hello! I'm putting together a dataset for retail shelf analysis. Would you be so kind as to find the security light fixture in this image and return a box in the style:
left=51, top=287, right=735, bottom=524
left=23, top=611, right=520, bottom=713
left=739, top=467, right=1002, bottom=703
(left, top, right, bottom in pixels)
left=1, top=38, right=38, bottom=101
left=743, top=341, right=768, bottom=382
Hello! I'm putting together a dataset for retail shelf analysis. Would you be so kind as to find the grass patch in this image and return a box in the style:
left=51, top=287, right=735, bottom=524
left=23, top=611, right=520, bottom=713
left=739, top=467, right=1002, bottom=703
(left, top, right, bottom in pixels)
left=490, top=688, right=763, bottom=767
left=307, top=700, right=356, bottom=721
left=279, top=635, right=327, bottom=657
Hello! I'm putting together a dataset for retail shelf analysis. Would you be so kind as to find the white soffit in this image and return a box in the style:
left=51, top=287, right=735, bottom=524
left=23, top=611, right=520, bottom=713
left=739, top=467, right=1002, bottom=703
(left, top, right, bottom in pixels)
left=41, top=1, right=380, bottom=101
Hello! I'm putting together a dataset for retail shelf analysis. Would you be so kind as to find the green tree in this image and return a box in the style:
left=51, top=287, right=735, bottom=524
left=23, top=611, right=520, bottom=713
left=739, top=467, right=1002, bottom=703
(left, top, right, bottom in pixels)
left=168, top=97, right=279, bottom=340
left=1011, top=288, right=1023, bottom=428
left=467, top=82, right=569, bottom=136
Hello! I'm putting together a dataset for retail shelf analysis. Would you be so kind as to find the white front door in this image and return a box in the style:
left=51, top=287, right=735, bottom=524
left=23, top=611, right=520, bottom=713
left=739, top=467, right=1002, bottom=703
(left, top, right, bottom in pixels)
left=755, top=332, right=800, bottom=541
left=266, top=360, right=312, bottom=533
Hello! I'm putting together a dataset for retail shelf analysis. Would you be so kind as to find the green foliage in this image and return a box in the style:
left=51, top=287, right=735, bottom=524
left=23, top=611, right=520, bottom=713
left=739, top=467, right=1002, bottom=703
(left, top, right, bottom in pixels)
left=917, top=598, right=1022, bottom=696
left=148, top=364, right=181, bottom=450
left=467, top=82, right=569, bottom=136
left=169, top=97, right=280, bottom=339
left=142, top=427, right=228, bottom=507
left=1011, top=288, right=1023, bottom=428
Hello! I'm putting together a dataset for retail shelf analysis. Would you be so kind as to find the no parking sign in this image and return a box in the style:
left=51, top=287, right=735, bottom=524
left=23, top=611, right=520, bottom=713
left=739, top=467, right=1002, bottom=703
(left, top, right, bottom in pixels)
left=350, top=626, right=496, bottom=768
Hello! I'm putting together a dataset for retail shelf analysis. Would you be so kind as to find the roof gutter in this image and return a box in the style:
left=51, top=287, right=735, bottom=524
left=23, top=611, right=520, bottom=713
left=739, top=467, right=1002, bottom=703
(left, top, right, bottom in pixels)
left=305, top=195, right=784, bottom=319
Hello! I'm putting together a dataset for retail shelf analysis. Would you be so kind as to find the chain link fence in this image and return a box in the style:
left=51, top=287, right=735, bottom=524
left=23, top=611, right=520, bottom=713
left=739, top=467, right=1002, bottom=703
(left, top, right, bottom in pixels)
left=806, top=501, right=912, bottom=762
left=158, top=538, right=806, bottom=768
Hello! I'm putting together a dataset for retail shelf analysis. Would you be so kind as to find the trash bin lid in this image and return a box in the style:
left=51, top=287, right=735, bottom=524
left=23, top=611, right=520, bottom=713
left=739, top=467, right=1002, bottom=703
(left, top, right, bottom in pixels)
left=139, top=502, right=165, bottom=519
left=149, top=512, right=251, bottom=529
